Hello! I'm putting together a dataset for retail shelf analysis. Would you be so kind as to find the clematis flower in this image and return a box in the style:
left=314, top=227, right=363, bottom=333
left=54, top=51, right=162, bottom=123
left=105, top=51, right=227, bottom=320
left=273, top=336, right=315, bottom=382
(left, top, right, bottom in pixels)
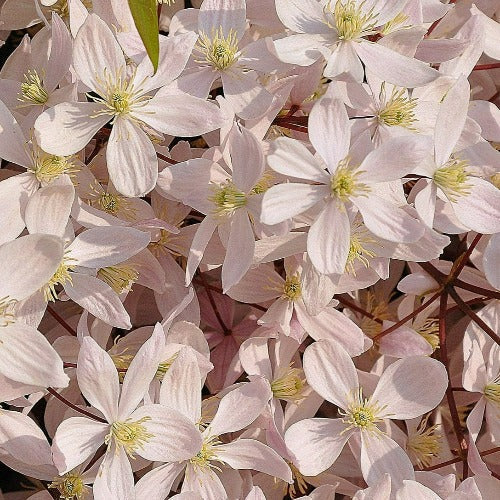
left=34, top=13, right=225, bottom=197
left=261, top=96, right=429, bottom=274
left=285, top=339, right=448, bottom=487
left=52, top=325, right=203, bottom=499
left=273, top=0, right=439, bottom=86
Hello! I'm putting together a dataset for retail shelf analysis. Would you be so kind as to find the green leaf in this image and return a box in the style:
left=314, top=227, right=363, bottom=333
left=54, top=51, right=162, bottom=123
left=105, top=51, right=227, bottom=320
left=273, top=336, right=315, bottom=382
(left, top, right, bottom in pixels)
left=128, top=0, right=159, bottom=73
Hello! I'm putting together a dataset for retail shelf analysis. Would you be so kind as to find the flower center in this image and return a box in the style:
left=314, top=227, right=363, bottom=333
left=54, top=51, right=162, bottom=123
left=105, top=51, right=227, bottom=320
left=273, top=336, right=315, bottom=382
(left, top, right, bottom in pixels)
left=271, top=365, right=306, bottom=402
left=209, top=181, right=247, bottom=217
left=49, top=472, right=90, bottom=500
left=407, top=422, right=441, bottom=468
left=340, top=388, right=387, bottom=434
left=250, top=171, right=275, bottom=195
left=0, top=296, right=16, bottom=327
left=330, top=157, right=370, bottom=201
left=417, top=318, right=440, bottom=351
left=345, top=222, right=378, bottom=275
left=196, top=27, right=240, bottom=71
left=43, top=252, right=76, bottom=302
left=359, top=292, right=391, bottom=338
left=484, top=376, right=500, bottom=406
left=324, top=0, right=378, bottom=40
left=433, top=157, right=471, bottom=202
left=189, top=435, right=222, bottom=471
left=378, top=87, right=417, bottom=129
left=282, top=274, right=302, bottom=301
left=32, top=151, right=78, bottom=184
left=18, top=70, right=49, bottom=105
left=97, top=265, right=139, bottom=294
left=155, top=351, right=179, bottom=380
left=105, top=417, right=153, bottom=457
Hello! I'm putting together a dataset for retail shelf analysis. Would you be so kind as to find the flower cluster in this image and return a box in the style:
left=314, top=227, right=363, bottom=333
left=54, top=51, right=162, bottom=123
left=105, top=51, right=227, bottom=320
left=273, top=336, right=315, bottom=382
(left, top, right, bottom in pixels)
left=0, top=0, right=499, bottom=499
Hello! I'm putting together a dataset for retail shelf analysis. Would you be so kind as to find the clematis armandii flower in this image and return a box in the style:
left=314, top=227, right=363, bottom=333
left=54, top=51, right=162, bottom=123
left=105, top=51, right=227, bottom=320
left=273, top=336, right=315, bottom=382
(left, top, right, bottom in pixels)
left=34, top=13, right=225, bottom=197
left=261, top=96, right=429, bottom=275
left=285, top=339, right=448, bottom=488
left=273, top=0, right=440, bottom=86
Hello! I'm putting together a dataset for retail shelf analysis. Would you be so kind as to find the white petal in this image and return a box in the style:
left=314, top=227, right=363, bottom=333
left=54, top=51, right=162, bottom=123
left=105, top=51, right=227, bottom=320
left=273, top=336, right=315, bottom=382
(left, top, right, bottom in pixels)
left=275, top=0, right=330, bottom=34
left=94, top=444, right=135, bottom=500
left=182, top=465, right=226, bottom=500
left=284, top=418, right=353, bottom=476
left=64, top=273, right=131, bottom=329
left=106, top=118, right=157, bottom=197
left=199, top=0, right=246, bottom=40
left=77, top=336, right=119, bottom=422
left=186, top=216, right=219, bottom=284
left=273, top=34, right=329, bottom=66
left=371, top=357, right=448, bottom=420
left=484, top=234, right=500, bottom=289
left=307, top=201, right=350, bottom=275
left=68, top=226, right=150, bottom=268
left=0, top=99, right=31, bottom=167
left=135, top=463, right=185, bottom=500
left=355, top=41, right=439, bottom=87
left=34, top=102, right=110, bottom=156
left=414, top=180, right=437, bottom=228
left=396, top=480, right=441, bottom=500
left=303, top=339, right=358, bottom=409
left=239, top=337, right=273, bottom=380
left=434, top=76, right=470, bottom=166
left=261, top=183, right=328, bottom=225
left=0, top=324, right=69, bottom=388
left=0, top=233, right=64, bottom=300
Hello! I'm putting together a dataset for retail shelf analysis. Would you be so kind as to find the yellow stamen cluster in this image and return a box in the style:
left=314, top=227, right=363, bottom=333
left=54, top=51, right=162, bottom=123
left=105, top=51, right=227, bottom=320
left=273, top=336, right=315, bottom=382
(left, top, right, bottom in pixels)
left=324, top=0, right=378, bottom=40
left=18, top=70, right=49, bottom=105
left=407, top=422, right=442, bottom=468
left=105, top=417, right=153, bottom=457
left=32, top=151, right=79, bottom=184
left=282, top=274, right=302, bottom=301
left=484, top=375, right=500, bottom=406
left=97, top=265, right=139, bottom=294
left=330, top=157, right=370, bottom=202
left=0, top=296, right=16, bottom=327
left=278, top=461, right=309, bottom=497
left=433, top=158, right=471, bottom=202
left=345, top=221, right=378, bottom=275
left=155, top=351, right=179, bottom=380
left=196, top=27, right=240, bottom=71
left=250, top=171, right=275, bottom=195
left=359, top=292, right=392, bottom=338
left=49, top=472, right=90, bottom=500
left=271, top=365, right=306, bottom=402
left=88, top=183, right=136, bottom=219
left=417, top=318, right=440, bottom=351
left=340, top=388, right=387, bottom=434
left=489, top=172, right=500, bottom=189
left=378, top=86, right=417, bottom=129
left=43, top=252, right=76, bottom=302
left=381, top=12, right=409, bottom=35
left=209, top=181, right=247, bottom=217
left=189, top=435, right=222, bottom=471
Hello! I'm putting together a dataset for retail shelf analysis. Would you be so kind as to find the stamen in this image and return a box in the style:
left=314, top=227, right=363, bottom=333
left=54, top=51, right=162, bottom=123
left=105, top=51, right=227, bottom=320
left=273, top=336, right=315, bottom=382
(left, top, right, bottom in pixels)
left=378, top=85, right=417, bottom=130
left=359, top=292, right=392, bottom=338
left=49, top=472, right=90, bottom=500
left=339, top=387, right=388, bottom=434
left=330, top=157, right=370, bottom=202
left=324, top=0, right=378, bottom=40
left=271, top=365, right=306, bottom=402
left=381, top=12, right=409, bottom=35
left=433, top=157, right=471, bottom=202
left=97, top=265, right=139, bottom=294
left=31, top=150, right=79, bottom=184
left=209, top=181, right=247, bottom=217
left=250, top=171, right=275, bottom=195
left=105, top=417, right=153, bottom=457
left=18, top=70, right=49, bottom=106
left=407, top=419, right=442, bottom=468
left=417, top=318, right=440, bottom=350
left=484, top=374, right=500, bottom=406
left=0, top=296, right=16, bottom=327
left=87, top=182, right=136, bottom=219
left=189, top=434, right=223, bottom=472
left=345, top=221, right=378, bottom=275
left=155, top=351, right=179, bottom=380
left=282, top=274, right=302, bottom=301
left=196, top=27, right=240, bottom=71
left=43, top=251, right=76, bottom=302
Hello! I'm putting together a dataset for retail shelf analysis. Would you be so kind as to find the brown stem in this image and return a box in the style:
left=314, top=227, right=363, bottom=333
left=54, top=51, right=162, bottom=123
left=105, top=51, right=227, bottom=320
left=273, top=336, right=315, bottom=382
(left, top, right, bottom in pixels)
left=445, top=297, right=489, bottom=315
left=64, top=362, right=127, bottom=373
left=372, top=292, right=441, bottom=341
left=448, top=288, right=500, bottom=345
left=46, top=306, right=77, bottom=336
left=438, top=292, right=469, bottom=478
left=448, top=234, right=482, bottom=281
left=422, top=446, right=499, bottom=471
left=473, top=63, right=500, bottom=71
left=47, top=388, right=107, bottom=423
left=157, top=152, right=179, bottom=165
left=197, top=273, right=231, bottom=334
left=336, top=296, right=383, bottom=324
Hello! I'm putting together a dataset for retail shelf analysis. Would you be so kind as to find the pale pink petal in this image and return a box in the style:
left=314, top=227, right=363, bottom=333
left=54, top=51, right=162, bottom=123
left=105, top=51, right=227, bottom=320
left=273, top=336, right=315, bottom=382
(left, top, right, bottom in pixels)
left=217, top=439, right=292, bottom=483
left=274, top=33, right=330, bottom=66
left=34, top=102, right=110, bottom=156
left=325, top=42, right=364, bottom=82
left=186, top=215, right=219, bottom=284
left=182, top=464, right=226, bottom=500
left=414, top=180, right=437, bottom=228
left=371, top=357, right=447, bottom=420
left=106, top=118, right=158, bottom=197
left=239, top=337, right=273, bottom=380
left=226, top=265, right=282, bottom=303
left=67, top=226, right=150, bottom=268
left=208, top=378, right=272, bottom=436
left=275, top=0, right=330, bottom=34
left=52, top=416, right=109, bottom=473
left=309, top=97, right=350, bottom=171
left=45, top=13, right=72, bottom=90
left=284, top=418, right=353, bottom=476
left=483, top=234, right=500, bottom=289
left=135, top=463, right=186, bottom=500
left=199, top=0, right=246, bottom=40
left=267, top=137, right=330, bottom=183
left=25, top=184, right=74, bottom=238
left=73, top=13, right=126, bottom=91
left=0, top=233, right=64, bottom=300
left=466, top=397, right=485, bottom=441
left=134, top=93, right=224, bottom=137
left=434, top=76, right=470, bottom=166
left=307, top=200, right=350, bottom=275
left=378, top=326, right=433, bottom=357
left=159, top=348, right=202, bottom=424
left=396, top=480, right=441, bottom=500
left=260, top=183, right=328, bottom=225
left=303, top=339, right=358, bottom=409
left=355, top=41, right=439, bottom=87
left=77, top=336, right=119, bottom=422
left=64, top=273, right=132, bottom=329
left=222, top=210, right=255, bottom=292
left=130, top=404, right=202, bottom=461
left=0, top=324, right=69, bottom=388
left=95, top=443, right=134, bottom=500
left=0, top=99, right=31, bottom=167
left=361, top=432, right=414, bottom=488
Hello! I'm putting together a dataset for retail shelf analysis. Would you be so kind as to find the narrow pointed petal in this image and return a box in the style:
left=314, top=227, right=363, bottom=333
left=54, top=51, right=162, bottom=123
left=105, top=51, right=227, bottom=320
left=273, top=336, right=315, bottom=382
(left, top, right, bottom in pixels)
left=0, top=99, right=31, bottom=167
left=186, top=216, right=219, bottom=285
left=135, top=463, right=185, bottom=500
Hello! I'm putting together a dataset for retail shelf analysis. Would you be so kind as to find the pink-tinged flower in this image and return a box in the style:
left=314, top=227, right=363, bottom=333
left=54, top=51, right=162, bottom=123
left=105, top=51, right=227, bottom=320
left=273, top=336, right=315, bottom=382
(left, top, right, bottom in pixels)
left=412, top=76, right=500, bottom=234
left=0, top=234, right=68, bottom=388
left=34, top=14, right=225, bottom=197
left=261, top=96, right=428, bottom=274
left=285, top=340, right=447, bottom=487
left=52, top=325, right=202, bottom=499
left=157, top=124, right=269, bottom=291
left=273, top=0, right=439, bottom=86
left=135, top=349, right=292, bottom=499
left=171, top=0, right=276, bottom=119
